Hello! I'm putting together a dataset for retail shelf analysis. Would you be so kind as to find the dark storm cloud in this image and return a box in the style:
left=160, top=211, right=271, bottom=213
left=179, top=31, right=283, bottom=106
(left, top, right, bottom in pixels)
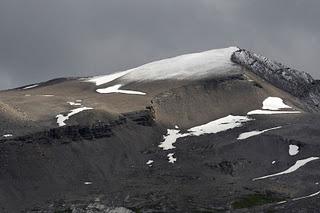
left=0, top=0, right=319, bottom=89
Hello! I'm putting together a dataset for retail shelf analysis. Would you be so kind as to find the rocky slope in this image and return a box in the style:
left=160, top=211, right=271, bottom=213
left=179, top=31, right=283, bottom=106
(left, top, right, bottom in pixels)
left=0, top=47, right=320, bottom=212
left=232, top=49, right=320, bottom=111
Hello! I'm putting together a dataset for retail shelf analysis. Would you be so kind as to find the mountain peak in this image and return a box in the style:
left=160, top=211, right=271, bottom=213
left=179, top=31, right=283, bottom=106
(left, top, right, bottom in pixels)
left=2, top=46, right=320, bottom=212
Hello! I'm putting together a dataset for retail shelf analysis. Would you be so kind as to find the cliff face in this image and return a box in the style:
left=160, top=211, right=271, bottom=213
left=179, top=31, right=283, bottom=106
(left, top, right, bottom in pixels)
left=0, top=109, right=154, bottom=144
left=231, top=49, right=320, bottom=111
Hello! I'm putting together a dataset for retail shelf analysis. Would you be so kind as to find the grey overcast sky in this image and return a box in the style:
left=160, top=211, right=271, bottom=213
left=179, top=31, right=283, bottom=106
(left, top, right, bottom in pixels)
left=0, top=0, right=319, bottom=89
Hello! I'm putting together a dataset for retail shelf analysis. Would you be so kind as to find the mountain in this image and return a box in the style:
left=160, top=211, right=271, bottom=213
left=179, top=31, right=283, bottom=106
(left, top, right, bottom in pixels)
left=0, top=47, right=320, bottom=212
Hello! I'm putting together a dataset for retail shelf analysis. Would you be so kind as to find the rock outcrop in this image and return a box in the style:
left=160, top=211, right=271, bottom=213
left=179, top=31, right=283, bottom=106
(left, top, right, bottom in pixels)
left=231, top=49, right=320, bottom=111
left=0, top=109, right=154, bottom=144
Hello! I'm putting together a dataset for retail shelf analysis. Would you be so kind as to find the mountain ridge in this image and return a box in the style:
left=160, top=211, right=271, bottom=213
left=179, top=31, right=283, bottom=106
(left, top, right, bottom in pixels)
left=231, top=48, right=320, bottom=111
left=0, top=47, right=320, bottom=212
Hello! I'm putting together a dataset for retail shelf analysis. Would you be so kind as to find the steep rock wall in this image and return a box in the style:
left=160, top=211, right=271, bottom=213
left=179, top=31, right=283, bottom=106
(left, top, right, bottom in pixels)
left=231, top=49, right=320, bottom=111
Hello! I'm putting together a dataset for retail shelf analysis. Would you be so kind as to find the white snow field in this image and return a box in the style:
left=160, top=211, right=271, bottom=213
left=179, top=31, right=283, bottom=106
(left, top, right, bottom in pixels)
left=56, top=107, right=93, bottom=127
left=253, top=157, right=319, bottom=181
left=289, top=145, right=299, bottom=156
left=159, top=115, right=252, bottom=151
left=96, top=84, right=146, bottom=95
left=3, top=134, right=13, bottom=138
left=237, top=126, right=282, bottom=140
left=88, top=47, right=240, bottom=86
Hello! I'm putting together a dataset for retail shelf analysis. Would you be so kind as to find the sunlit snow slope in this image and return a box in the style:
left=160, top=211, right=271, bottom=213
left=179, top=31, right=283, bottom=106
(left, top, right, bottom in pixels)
left=88, top=47, right=241, bottom=85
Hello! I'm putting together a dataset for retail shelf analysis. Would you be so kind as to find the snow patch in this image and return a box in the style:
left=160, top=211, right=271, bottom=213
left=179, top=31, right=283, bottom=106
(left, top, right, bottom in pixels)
left=247, top=110, right=300, bottom=115
left=68, top=101, right=82, bottom=106
left=84, top=182, right=92, bottom=185
left=88, top=70, right=132, bottom=86
left=168, top=153, right=177, bottom=164
left=292, top=191, right=320, bottom=201
left=253, top=157, right=319, bottom=181
left=272, top=161, right=276, bottom=165
left=247, top=97, right=300, bottom=115
left=3, top=134, right=13, bottom=138
left=56, top=107, right=93, bottom=127
left=96, top=84, right=146, bottom=95
left=159, top=115, right=252, bottom=150
left=237, top=126, right=282, bottom=140
left=188, top=115, right=252, bottom=136
left=277, top=191, right=320, bottom=205
left=23, top=84, right=38, bottom=90
left=262, top=97, right=292, bottom=110
left=40, top=95, right=54, bottom=97
left=276, top=201, right=287, bottom=205
left=289, top=145, right=299, bottom=156
left=159, top=129, right=188, bottom=150
left=146, top=160, right=154, bottom=167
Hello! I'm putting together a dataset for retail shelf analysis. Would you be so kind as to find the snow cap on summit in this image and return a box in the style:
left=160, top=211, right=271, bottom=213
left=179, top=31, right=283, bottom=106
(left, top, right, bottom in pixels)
left=88, top=47, right=240, bottom=85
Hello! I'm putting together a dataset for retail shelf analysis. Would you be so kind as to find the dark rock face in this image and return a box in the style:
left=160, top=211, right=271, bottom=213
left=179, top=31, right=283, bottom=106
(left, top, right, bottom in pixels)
left=231, top=49, right=320, bottom=110
left=122, top=108, right=155, bottom=126
left=0, top=109, right=154, bottom=144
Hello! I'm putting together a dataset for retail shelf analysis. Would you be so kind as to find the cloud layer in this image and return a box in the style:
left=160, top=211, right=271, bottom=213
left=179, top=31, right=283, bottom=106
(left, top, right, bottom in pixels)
left=0, top=0, right=319, bottom=89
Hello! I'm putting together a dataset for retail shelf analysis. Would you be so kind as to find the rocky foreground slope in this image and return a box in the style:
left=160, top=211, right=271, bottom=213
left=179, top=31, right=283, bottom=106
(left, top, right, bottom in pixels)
left=0, top=47, right=320, bottom=212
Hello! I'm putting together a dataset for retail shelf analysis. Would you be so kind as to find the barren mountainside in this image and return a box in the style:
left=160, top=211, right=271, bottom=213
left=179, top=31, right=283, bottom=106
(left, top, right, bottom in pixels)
left=0, top=47, right=320, bottom=212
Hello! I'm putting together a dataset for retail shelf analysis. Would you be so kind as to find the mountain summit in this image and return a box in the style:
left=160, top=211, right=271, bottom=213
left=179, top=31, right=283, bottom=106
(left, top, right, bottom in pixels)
left=1, top=47, right=320, bottom=212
